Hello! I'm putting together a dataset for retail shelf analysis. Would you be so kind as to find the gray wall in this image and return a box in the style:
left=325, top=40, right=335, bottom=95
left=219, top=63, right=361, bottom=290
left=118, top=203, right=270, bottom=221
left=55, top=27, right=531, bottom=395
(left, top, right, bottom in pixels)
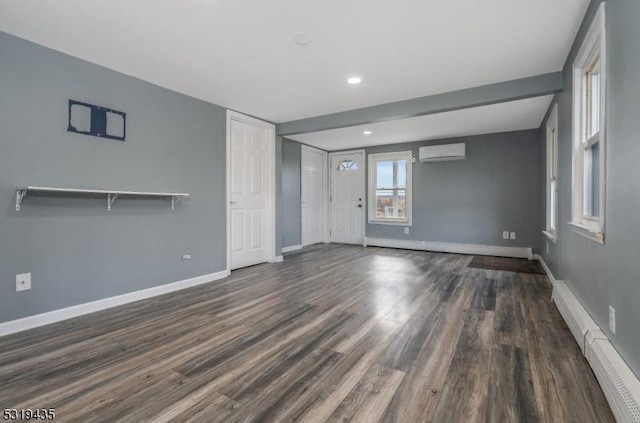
left=539, top=0, right=640, bottom=377
left=281, top=139, right=302, bottom=248
left=275, top=136, right=283, bottom=256
left=0, top=33, right=227, bottom=323
left=365, top=130, right=542, bottom=251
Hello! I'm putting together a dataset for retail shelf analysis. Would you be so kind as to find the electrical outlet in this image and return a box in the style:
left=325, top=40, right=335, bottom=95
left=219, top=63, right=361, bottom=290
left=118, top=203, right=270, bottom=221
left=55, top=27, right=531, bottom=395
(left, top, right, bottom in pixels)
left=510, top=232, right=516, bottom=240
left=502, top=231, right=509, bottom=240
left=609, top=306, right=616, bottom=334
left=16, top=273, right=31, bottom=292
left=404, top=227, right=409, bottom=235
left=182, top=254, right=192, bottom=260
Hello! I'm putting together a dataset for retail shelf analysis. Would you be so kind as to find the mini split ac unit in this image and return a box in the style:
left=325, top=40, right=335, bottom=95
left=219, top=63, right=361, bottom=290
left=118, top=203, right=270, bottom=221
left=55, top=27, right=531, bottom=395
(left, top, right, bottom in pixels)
left=418, top=143, right=466, bottom=162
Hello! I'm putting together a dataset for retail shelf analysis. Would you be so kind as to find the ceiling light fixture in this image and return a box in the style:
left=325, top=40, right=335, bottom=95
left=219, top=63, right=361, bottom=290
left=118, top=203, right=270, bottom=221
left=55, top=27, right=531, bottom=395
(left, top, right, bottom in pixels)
left=363, top=130, right=372, bottom=135
left=293, top=33, right=312, bottom=46
left=347, top=76, right=362, bottom=85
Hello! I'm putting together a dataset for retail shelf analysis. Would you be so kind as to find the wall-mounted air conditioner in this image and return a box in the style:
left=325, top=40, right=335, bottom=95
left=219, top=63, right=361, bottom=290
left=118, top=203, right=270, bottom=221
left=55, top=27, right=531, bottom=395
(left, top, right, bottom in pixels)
left=418, top=143, right=465, bottom=162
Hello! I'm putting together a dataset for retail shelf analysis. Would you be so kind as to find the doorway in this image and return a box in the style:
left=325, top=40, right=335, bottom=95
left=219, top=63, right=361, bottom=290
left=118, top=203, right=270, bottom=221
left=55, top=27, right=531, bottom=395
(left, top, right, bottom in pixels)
left=301, top=145, right=328, bottom=246
left=226, top=110, right=276, bottom=270
left=329, top=150, right=365, bottom=245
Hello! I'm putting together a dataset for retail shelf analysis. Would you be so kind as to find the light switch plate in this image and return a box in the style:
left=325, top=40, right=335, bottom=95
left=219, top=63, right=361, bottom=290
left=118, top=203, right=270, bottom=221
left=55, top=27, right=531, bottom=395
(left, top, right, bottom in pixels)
left=502, top=231, right=509, bottom=240
left=182, top=254, right=192, bottom=260
left=510, top=232, right=516, bottom=240
left=16, top=273, right=31, bottom=291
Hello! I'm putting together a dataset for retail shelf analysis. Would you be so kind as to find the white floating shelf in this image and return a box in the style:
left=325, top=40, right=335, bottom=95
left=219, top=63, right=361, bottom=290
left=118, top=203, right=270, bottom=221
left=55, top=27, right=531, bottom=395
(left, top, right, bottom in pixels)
left=16, top=186, right=189, bottom=211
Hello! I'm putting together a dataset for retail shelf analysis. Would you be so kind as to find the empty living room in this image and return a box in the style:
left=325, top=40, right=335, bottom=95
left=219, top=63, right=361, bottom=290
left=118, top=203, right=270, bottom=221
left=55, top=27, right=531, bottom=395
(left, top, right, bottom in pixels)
left=1, top=0, right=639, bottom=422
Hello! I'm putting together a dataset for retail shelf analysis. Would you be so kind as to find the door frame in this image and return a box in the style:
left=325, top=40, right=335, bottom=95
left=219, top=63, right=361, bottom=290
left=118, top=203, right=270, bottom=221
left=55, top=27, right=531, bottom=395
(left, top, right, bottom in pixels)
left=300, top=145, right=329, bottom=246
left=226, top=110, right=277, bottom=272
left=328, top=149, right=366, bottom=246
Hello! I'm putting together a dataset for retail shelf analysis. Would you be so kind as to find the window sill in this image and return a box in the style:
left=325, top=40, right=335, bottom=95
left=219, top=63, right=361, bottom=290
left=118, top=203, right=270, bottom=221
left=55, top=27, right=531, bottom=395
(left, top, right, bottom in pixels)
left=368, top=219, right=412, bottom=226
left=542, top=231, right=557, bottom=244
left=568, top=221, right=604, bottom=245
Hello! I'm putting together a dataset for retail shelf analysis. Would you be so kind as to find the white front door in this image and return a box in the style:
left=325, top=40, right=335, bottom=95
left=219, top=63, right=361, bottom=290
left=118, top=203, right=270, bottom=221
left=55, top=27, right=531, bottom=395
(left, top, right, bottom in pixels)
left=301, top=146, right=326, bottom=246
left=330, top=151, right=365, bottom=244
left=229, top=118, right=268, bottom=269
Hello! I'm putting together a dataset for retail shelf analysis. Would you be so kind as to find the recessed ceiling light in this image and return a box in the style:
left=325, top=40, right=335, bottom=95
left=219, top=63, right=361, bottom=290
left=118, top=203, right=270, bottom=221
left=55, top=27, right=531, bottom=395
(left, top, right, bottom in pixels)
left=293, top=33, right=312, bottom=46
left=363, top=130, right=372, bottom=135
left=347, top=76, right=362, bottom=85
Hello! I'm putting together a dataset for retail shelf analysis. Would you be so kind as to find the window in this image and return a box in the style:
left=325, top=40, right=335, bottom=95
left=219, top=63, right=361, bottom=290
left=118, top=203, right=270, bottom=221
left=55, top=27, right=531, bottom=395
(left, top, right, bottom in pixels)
left=570, top=4, right=606, bottom=243
left=338, top=159, right=358, bottom=171
left=544, top=104, right=559, bottom=243
left=368, top=151, right=412, bottom=225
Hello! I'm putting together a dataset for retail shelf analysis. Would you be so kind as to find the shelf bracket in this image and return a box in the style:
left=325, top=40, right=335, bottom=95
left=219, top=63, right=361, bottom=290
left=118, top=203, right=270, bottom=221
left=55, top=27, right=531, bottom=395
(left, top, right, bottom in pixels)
left=15, top=189, right=27, bottom=212
left=171, top=195, right=183, bottom=211
left=107, top=193, right=118, bottom=211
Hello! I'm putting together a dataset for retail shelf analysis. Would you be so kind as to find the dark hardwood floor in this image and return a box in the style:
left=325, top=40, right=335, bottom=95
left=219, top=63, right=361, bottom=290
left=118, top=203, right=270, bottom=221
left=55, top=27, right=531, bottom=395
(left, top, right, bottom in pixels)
left=0, top=244, right=614, bottom=422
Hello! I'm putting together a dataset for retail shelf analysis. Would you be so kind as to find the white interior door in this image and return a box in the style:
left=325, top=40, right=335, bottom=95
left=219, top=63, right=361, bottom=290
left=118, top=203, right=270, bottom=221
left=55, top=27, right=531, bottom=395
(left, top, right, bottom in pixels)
left=301, top=146, right=326, bottom=246
left=230, top=119, right=268, bottom=269
left=330, top=151, right=365, bottom=244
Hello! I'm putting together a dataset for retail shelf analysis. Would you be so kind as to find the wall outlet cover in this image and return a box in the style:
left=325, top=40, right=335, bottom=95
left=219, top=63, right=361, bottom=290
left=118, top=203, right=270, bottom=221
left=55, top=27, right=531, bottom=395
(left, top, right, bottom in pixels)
left=510, top=232, right=516, bottom=240
left=502, top=231, right=509, bottom=240
left=16, top=273, right=31, bottom=292
left=404, top=227, right=409, bottom=235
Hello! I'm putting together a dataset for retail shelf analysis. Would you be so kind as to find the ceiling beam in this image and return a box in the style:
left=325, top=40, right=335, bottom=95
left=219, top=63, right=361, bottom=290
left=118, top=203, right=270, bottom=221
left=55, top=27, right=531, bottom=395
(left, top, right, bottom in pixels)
left=277, top=72, right=563, bottom=136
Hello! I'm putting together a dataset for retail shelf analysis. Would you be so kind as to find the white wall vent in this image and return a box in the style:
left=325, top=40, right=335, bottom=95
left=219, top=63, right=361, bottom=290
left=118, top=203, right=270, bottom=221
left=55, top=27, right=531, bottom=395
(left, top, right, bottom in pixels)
left=418, top=143, right=465, bottom=162
left=551, top=281, right=599, bottom=353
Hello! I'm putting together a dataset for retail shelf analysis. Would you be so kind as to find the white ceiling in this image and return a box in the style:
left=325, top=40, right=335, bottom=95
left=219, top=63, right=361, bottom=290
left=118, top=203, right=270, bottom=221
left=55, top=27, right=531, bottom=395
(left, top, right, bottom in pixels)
left=289, top=96, right=553, bottom=151
left=0, top=1, right=587, bottom=123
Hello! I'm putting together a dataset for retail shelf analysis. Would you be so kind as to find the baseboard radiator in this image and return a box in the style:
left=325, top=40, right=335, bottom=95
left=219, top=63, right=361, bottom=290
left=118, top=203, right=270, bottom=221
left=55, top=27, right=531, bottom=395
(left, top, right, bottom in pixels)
left=551, top=281, right=600, bottom=354
left=552, top=281, right=640, bottom=422
left=364, top=237, right=533, bottom=259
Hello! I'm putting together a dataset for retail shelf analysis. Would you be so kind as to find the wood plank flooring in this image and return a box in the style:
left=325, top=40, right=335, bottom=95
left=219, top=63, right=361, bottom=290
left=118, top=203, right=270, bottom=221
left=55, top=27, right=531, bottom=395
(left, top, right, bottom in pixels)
left=0, top=244, right=614, bottom=422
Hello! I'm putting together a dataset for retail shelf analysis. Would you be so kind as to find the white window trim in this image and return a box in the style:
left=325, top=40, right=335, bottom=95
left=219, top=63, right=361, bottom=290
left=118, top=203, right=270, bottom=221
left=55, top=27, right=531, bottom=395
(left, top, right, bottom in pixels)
left=570, top=3, right=606, bottom=245
left=368, top=151, right=413, bottom=226
left=544, top=103, right=559, bottom=244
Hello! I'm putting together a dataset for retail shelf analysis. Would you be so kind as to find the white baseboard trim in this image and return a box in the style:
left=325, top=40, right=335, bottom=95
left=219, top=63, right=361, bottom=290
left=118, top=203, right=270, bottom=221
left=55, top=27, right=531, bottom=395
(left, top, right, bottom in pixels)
left=551, top=280, right=640, bottom=422
left=534, top=254, right=557, bottom=286
left=364, top=237, right=533, bottom=259
left=281, top=245, right=302, bottom=253
left=274, top=255, right=284, bottom=262
left=0, top=270, right=230, bottom=338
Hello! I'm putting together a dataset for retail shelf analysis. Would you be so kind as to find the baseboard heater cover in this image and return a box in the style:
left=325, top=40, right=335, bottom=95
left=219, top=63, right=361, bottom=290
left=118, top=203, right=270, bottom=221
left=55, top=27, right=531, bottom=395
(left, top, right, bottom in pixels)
left=586, top=336, right=640, bottom=422
left=364, top=237, right=532, bottom=259
left=552, top=281, right=640, bottom=422
left=551, top=281, right=600, bottom=353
